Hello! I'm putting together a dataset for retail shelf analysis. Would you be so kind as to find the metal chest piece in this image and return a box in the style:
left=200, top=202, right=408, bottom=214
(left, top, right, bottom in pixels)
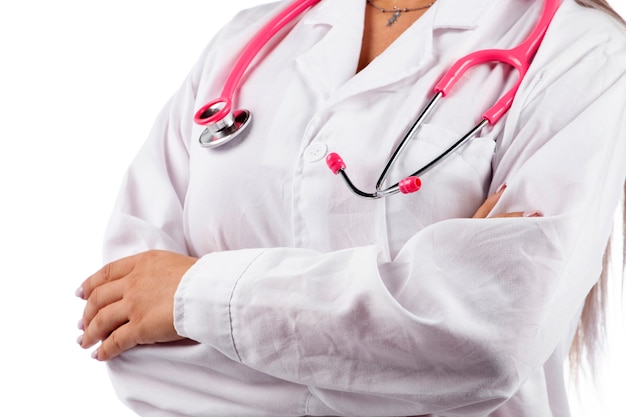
left=200, top=110, right=252, bottom=148
left=197, top=99, right=252, bottom=148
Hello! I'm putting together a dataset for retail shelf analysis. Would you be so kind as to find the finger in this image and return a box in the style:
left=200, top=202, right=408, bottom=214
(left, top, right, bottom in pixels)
left=82, top=279, right=125, bottom=328
left=94, top=323, right=139, bottom=361
left=81, top=300, right=129, bottom=349
left=490, top=211, right=525, bottom=218
left=472, top=183, right=507, bottom=219
left=489, top=211, right=544, bottom=219
left=522, top=211, right=544, bottom=218
left=78, top=255, right=136, bottom=300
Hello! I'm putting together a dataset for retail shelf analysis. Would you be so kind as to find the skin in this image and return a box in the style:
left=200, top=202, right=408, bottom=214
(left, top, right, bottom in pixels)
left=358, top=0, right=432, bottom=71
left=77, top=250, right=195, bottom=360
left=77, top=3, right=540, bottom=361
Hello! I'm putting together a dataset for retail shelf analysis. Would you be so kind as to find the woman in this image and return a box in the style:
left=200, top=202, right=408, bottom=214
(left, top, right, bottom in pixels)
left=77, top=0, right=626, bottom=416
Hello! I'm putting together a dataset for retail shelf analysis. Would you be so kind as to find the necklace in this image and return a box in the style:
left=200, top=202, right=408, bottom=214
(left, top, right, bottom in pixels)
left=366, top=0, right=434, bottom=27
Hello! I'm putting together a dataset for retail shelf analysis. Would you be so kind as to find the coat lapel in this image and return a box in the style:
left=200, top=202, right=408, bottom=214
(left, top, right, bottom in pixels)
left=291, top=0, right=497, bottom=108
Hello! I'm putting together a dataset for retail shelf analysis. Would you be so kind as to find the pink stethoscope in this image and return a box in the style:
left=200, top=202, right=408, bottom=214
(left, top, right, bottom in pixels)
left=194, top=0, right=560, bottom=199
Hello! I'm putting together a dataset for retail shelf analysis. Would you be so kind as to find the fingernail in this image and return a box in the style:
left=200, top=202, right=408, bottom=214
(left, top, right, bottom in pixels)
left=496, top=183, right=507, bottom=194
left=523, top=211, right=544, bottom=218
left=75, top=286, right=84, bottom=299
left=76, top=334, right=83, bottom=346
left=78, top=319, right=84, bottom=331
left=91, top=349, right=99, bottom=360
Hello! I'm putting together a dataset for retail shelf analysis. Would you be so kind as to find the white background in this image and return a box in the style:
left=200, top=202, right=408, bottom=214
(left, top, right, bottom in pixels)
left=0, top=1, right=624, bottom=416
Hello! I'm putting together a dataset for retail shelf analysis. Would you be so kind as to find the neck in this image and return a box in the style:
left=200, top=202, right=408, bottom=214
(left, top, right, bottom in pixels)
left=359, top=0, right=432, bottom=72
left=372, top=0, right=433, bottom=7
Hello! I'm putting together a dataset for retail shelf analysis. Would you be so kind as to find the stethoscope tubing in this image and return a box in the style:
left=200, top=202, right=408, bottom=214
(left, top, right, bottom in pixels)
left=330, top=0, right=560, bottom=198
left=194, top=0, right=322, bottom=133
left=193, top=0, right=561, bottom=198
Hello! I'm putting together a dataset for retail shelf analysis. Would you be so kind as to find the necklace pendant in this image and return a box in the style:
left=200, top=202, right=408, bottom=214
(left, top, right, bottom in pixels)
left=386, top=9, right=401, bottom=26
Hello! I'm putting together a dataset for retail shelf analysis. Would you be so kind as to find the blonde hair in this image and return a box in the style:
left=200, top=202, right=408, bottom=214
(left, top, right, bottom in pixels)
left=574, top=0, right=626, bottom=24
left=570, top=185, right=626, bottom=378
left=569, top=1, right=626, bottom=379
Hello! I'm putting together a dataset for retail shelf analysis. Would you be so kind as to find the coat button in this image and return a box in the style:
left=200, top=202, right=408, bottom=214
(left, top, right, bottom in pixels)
left=303, top=142, right=328, bottom=163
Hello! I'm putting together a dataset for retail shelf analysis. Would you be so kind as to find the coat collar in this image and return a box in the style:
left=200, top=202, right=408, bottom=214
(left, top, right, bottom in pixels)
left=290, top=0, right=499, bottom=104
left=432, top=0, right=497, bottom=30
left=299, top=0, right=497, bottom=30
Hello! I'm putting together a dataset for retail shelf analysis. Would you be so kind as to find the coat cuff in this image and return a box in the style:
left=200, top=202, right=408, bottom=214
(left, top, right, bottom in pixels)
left=174, top=248, right=266, bottom=361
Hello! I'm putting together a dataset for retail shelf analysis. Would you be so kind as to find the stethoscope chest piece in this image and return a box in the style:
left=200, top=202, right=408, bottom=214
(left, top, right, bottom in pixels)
left=193, top=0, right=560, bottom=196
left=198, top=109, right=251, bottom=148
left=196, top=98, right=252, bottom=148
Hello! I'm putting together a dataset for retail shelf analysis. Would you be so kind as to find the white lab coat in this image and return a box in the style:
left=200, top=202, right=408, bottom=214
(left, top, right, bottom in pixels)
left=103, top=0, right=626, bottom=416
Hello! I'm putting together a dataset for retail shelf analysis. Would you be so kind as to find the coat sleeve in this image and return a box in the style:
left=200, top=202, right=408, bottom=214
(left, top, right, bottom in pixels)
left=101, top=4, right=277, bottom=263
left=101, top=65, right=197, bottom=262
left=172, top=15, right=626, bottom=417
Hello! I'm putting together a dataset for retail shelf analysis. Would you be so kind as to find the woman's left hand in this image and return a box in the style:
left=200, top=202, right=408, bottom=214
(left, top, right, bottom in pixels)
left=472, top=183, right=542, bottom=219
left=76, top=250, right=198, bottom=361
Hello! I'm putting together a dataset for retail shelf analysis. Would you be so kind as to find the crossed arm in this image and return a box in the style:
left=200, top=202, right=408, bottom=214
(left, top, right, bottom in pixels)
left=76, top=184, right=535, bottom=361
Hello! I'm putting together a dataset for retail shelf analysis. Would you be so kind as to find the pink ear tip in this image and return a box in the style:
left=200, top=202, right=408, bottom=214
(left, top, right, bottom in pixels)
left=326, top=153, right=346, bottom=174
left=399, top=177, right=422, bottom=194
